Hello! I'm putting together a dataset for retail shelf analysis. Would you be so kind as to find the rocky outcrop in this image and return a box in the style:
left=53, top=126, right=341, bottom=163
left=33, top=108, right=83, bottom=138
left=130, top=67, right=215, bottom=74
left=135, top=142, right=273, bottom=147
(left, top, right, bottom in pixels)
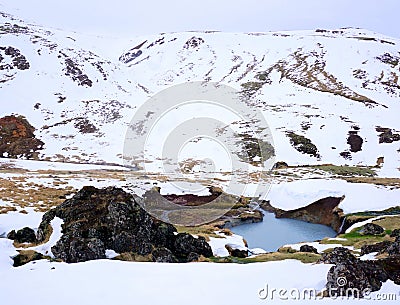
left=359, top=223, right=384, bottom=235
left=376, top=126, right=400, bottom=144
left=361, top=241, right=392, bottom=255
left=347, top=131, right=363, bottom=152
left=261, top=196, right=344, bottom=232
left=390, top=229, right=400, bottom=238
left=0, top=115, right=44, bottom=159
left=299, top=244, right=318, bottom=254
left=37, top=186, right=213, bottom=263
left=225, top=244, right=248, bottom=258
left=12, top=250, right=44, bottom=267
left=7, top=227, right=37, bottom=243
left=321, top=246, right=400, bottom=298
left=143, top=186, right=262, bottom=227
left=0, top=46, right=30, bottom=71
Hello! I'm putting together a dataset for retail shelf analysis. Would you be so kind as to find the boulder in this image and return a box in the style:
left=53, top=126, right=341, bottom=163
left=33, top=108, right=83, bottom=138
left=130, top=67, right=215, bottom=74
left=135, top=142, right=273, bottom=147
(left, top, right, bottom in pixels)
left=386, top=242, right=400, bottom=256
left=0, top=115, right=44, bottom=159
left=7, top=227, right=37, bottom=243
left=299, top=244, right=318, bottom=254
left=361, top=241, right=392, bottom=255
left=321, top=246, right=400, bottom=298
left=390, top=229, right=400, bottom=238
left=171, top=233, right=213, bottom=258
left=37, top=186, right=212, bottom=263
left=12, top=250, right=44, bottom=267
left=320, top=247, right=357, bottom=265
left=151, top=247, right=177, bottom=263
left=359, top=223, right=384, bottom=235
left=225, top=244, right=248, bottom=258
left=322, top=248, right=386, bottom=297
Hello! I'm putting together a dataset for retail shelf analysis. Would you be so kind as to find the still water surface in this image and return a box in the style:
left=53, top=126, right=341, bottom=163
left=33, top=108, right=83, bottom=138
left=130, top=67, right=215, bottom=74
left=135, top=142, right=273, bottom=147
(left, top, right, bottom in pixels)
left=231, top=211, right=337, bottom=252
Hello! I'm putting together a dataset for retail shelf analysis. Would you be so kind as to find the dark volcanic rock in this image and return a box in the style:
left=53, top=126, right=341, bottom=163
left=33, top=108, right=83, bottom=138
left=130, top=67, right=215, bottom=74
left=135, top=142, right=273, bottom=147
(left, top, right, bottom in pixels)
left=390, top=229, right=400, bottom=238
left=321, top=247, right=400, bottom=298
left=225, top=244, right=248, bottom=258
left=347, top=131, right=363, bottom=152
left=376, top=127, right=400, bottom=144
left=320, top=247, right=357, bottom=265
left=37, top=186, right=212, bottom=263
left=151, top=247, right=177, bottom=263
left=386, top=242, right=400, bottom=256
left=7, top=227, right=37, bottom=243
left=359, top=223, right=384, bottom=235
left=13, top=250, right=44, bottom=267
left=361, top=241, right=392, bottom=255
left=171, top=233, right=213, bottom=258
left=299, top=244, right=318, bottom=254
left=322, top=248, right=385, bottom=297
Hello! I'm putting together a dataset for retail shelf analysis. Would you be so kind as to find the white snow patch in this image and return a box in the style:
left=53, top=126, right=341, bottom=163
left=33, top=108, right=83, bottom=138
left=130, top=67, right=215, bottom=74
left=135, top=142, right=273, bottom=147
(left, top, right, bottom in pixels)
left=360, top=252, right=378, bottom=261
left=25, top=217, right=63, bottom=257
left=208, top=232, right=247, bottom=257
left=105, top=249, right=119, bottom=259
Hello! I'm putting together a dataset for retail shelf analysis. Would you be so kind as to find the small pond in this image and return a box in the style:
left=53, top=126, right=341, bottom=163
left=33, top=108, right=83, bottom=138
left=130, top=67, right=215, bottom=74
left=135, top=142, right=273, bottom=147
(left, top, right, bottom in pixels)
left=231, top=210, right=337, bottom=252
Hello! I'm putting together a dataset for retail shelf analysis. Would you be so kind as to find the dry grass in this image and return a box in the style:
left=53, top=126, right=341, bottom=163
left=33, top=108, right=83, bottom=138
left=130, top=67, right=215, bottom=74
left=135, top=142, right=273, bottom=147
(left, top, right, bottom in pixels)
left=344, top=177, right=400, bottom=188
left=0, top=177, right=75, bottom=212
left=207, top=251, right=321, bottom=264
left=373, top=215, right=400, bottom=230
left=114, top=252, right=152, bottom=262
left=175, top=225, right=232, bottom=241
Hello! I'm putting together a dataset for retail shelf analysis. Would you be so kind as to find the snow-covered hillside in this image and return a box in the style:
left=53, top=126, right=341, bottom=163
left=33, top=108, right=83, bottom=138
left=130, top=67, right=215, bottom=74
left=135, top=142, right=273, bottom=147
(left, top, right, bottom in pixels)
left=1, top=11, right=400, bottom=177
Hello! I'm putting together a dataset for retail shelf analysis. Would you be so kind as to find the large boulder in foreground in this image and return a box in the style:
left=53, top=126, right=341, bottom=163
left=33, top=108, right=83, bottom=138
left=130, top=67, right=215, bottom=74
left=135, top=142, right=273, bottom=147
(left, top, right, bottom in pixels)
left=37, top=186, right=212, bottom=263
left=320, top=247, right=400, bottom=298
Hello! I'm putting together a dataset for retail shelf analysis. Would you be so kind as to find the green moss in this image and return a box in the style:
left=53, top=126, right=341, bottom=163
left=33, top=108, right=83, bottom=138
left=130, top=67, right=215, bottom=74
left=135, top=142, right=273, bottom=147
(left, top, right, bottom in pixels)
left=286, top=131, right=320, bottom=158
left=347, top=206, right=400, bottom=217
left=312, top=165, right=376, bottom=177
left=206, top=252, right=320, bottom=264
left=240, top=81, right=264, bottom=96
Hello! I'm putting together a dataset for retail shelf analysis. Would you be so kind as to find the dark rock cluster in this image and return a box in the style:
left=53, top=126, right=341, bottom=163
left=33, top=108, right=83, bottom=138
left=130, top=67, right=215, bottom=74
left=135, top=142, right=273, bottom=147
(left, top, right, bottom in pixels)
left=7, top=227, right=37, bottom=243
left=359, top=223, right=385, bottom=235
left=36, top=186, right=213, bottom=263
left=183, top=36, right=205, bottom=49
left=321, top=245, right=400, bottom=298
left=299, top=244, right=318, bottom=254
left=225, top=244, right=248, bottom=258
left=0, top=46, right=30, bottom=70
left=376, top=126, right=400, bottom=144
left=347, top=131, right=363, bottom=153
left=58, top=51, right=93, bottom=87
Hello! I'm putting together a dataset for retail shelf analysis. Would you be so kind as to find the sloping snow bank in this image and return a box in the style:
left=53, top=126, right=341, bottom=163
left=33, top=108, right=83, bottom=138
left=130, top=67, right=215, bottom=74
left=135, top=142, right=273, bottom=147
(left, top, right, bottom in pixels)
left=1, top=258, right=330, bottom=305
left=263, top=179, right=400, bottom=214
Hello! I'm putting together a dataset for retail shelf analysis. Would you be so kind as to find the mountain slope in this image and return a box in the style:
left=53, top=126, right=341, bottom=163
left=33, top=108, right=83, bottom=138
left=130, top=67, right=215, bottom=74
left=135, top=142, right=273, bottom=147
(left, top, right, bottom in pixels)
left=1, top=11, right=400, bottom=177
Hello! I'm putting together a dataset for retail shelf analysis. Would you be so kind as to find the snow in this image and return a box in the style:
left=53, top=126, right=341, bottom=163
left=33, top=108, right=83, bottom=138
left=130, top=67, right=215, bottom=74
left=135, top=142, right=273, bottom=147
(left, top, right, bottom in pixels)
left=0, top=208, right=43, bottom=236
left=264, top=179, right=400, bottom=214
left=24, top=217, right=63, bottom=257
left=0, top=10, right=400, bottom=305
left=208, top=232, right=247, bottom=257
left=0, top=256, right=332, bottom=305
left=1, top=11, right=400, bottom=174
left=0, top=158, right=128, bottom=172
left=360, top=252, right=378, bottom=261
left=105, top=249, right=119, bottom=259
